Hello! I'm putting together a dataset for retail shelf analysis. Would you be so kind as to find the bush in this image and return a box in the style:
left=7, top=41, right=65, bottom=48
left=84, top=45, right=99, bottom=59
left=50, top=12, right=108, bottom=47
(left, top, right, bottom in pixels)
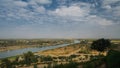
left=33, top=64, right=38, bottom=68
left=0, top=58, right=13, bottom=68
left=83, top=58, right=104, bottom=68
left=106, top=50, right=120, bottom=68
left=83, top=62, right=94, bottom=68
left=41, top=56, right=53, bottom=62
left=23, top=51, right=38, bottom=65
left=52, top=62, right=79, bottom=68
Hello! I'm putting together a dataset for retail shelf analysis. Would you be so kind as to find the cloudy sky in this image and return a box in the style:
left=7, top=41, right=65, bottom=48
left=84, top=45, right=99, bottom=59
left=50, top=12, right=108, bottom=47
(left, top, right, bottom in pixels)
left=0, top=0, right=120, bottom=39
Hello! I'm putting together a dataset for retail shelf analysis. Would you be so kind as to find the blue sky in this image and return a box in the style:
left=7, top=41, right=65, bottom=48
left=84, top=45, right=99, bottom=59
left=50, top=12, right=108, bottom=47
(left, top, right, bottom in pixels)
left=0, top=0, right=120, bottom=39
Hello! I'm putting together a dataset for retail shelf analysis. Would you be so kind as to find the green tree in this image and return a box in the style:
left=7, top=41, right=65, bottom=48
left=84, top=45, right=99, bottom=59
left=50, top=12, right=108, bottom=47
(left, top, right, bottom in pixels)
left=0, top=58, right=12, bottom=68
left=33, top=64, right=38, bottom=68
left=47, top=63, right=52, bottom=68
left=41, top=56, right=53, bottom=62
left=106, top=50, right=120, bottom=68
left=23, top=51, right=38, bottom=65
left=91, top=38, right=111, bottom=52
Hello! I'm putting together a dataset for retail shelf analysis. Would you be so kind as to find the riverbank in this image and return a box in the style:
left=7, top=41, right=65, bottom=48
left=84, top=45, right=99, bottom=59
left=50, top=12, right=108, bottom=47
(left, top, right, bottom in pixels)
left=0, top=43, right=72, bottom=52
left=0, top=45, right=37, bottom=52
left=0, top=39, right=120, bottom=68
left=0, top=41, right=115, bottom=68
left=0, top=39, right=73, bottom=52
left=35, top=43, right=83, bottom=57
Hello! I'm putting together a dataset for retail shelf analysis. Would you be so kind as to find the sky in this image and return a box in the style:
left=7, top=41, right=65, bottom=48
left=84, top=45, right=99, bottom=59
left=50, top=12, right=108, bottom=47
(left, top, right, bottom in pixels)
left=0, top=0, right=120, bottom=39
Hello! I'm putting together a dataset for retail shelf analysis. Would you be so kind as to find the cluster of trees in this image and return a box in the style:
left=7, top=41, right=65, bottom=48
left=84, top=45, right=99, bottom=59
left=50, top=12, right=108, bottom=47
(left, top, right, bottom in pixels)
left=22, top=51, right=38, bottom=65
left=83, top=38, right=120, bottom=68
left=40, top=56, right=53, bottom=62
left=83, top=50, right=120, bottom=68
left=0, top=58, right=13, bottom=68
left=0, top=51, right=38, bottom=68
left=83, top=56, right=104, bottom=68
left=44, top=62, right=79, bottom=68
left=106, top=50, right=120, bottom=68
left=91, top=38, right=111, bottom=52
left=0, top=38, right=119, bottom=68
left=0, top=39, right=73, bottom=47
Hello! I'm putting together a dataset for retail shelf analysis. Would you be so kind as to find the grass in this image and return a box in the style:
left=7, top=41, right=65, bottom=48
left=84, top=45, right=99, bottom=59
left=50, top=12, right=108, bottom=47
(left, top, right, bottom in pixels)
left=0, top=55, right=21, bottom=63
left=36, top=43, right=86, bottom=56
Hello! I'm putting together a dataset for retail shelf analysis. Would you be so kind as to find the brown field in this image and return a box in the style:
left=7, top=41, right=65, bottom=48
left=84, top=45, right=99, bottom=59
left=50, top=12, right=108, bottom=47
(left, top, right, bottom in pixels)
left=35, top=43, right=88, bottom=57
left=111, top=40, right=120, bottom=43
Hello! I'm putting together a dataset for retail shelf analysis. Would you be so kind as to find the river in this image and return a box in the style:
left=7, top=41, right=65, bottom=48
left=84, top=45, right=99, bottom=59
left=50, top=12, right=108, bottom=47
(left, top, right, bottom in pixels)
left=0, top=40, right=80, bottom=58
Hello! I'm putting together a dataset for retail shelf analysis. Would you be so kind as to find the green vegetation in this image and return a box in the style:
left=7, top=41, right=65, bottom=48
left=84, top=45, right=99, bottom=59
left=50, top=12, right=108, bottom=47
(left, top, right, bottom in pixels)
left=110, top=43, right=120, bottom=49
left=83, top=38, right=120, bottom=68
left=23, top=51, right=38, bottom=65
left=106, top=50, right=120, bottom=68
left=82, top=50, right=120, bottom=68
left=91, top=38, right=111, bottom=52
left=0, top=39, right=119, bottom=68
left=40, top=56, right=53, bottom=62
left=0, top=58, right=13, bottom=68
left=83, top=57, right=104, bottom=68
left=33, top=64, right=38, bottom=68
left=0, top=39, right=73, bottom=47
left=0, top=51, right=38, bottom=68
left=46, top=61, right=79, bottom=68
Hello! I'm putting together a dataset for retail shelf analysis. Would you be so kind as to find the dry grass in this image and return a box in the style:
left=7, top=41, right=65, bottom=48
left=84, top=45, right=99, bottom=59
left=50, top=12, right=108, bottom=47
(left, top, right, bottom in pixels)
left=36, top=44, right=82, bottom=56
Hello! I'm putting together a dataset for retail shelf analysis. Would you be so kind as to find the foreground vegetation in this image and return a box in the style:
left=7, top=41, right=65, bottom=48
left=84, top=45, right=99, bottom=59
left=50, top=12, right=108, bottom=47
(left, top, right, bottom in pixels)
left=0, top=38, right=120, bottom=68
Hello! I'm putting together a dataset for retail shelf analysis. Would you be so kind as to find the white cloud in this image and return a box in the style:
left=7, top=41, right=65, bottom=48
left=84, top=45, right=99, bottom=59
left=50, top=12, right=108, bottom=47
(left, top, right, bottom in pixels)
left=47, top=3, right=114, bottom=26
left=102, top=5, right=111, bottom=9
left=87, top=15, right=113, bottom=26
left=14, top=1, right=28, bottom=7
left=103, top=0, right=120, bottom=5
left=112, top=6, right=120, bottom=17
left=0, top=0, right=120, bottom=39
left=34, top=0, right=52, bottom=4
left=96, top=0, right=120, bottom=25
left=27, top=1, right=36, bottom=5
left=101, top=0, right=120, bottom=12
left=50, top=4, right=90, bottom=17
left=35, top=6, right=46, bottom=13
left=0, top=0, right=117, bottom=26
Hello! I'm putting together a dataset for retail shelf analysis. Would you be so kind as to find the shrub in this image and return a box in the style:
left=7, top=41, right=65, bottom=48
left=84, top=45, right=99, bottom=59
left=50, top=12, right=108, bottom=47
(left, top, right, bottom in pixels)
left=106, top=50, right=120, bottom=68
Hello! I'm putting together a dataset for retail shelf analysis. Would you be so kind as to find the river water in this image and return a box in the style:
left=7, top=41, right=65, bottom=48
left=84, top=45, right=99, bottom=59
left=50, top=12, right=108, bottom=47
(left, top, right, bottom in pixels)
left=0, top=40, right=80, bottom=58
